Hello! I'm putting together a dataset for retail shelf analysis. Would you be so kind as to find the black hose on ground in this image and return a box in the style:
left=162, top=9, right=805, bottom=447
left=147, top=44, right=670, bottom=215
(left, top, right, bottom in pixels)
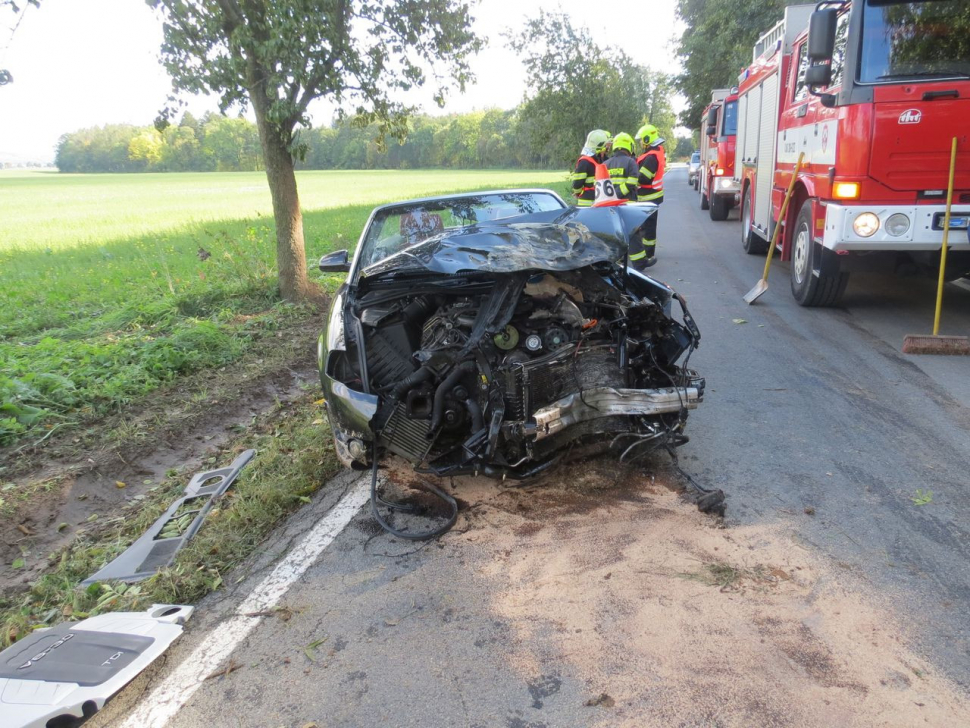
left=370, top=443, right=458, bottom=541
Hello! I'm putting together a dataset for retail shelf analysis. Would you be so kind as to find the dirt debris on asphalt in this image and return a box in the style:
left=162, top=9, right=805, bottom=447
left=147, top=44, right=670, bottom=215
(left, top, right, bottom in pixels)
left=435, top=458, right=970, bottom=727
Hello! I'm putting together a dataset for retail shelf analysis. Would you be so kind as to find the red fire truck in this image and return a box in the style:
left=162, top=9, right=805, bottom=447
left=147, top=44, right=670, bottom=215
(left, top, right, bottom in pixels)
left=735, top=1, right=970, bottom=306
left=699, top=89, right=741, bottom=221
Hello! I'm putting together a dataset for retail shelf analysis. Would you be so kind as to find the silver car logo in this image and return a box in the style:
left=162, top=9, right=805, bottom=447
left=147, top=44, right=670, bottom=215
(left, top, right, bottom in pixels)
left=898, top=109, right=921, bottom=125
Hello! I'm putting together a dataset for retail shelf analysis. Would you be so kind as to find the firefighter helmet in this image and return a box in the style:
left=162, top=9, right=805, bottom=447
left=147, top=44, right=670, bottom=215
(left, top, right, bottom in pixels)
left=637, top=124, right=661, bottom=148
left=583, top=129, right=612, bottom=156
left=611, top=132, right=634, bottom=155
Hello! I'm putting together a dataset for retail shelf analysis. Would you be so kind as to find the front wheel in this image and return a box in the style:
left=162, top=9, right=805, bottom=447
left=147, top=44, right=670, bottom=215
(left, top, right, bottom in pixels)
left=790, top=199, right=849, bottom=307
left=741, top=187, right=768, bottom=254
left=709, top=193, right=730, bottom=221
left=700, top=184, right=709, bottom=210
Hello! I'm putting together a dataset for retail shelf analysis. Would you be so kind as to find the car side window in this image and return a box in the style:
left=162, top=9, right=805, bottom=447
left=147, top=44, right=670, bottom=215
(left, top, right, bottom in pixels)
left=793, top=42, right=810, bottom=103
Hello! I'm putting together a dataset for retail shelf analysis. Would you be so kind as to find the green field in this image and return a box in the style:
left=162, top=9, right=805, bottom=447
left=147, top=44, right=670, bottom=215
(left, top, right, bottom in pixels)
left=0, top=169, right=569, bottom=445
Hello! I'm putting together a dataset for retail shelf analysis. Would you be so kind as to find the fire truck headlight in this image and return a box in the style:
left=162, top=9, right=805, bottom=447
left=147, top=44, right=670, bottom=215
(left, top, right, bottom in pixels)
left=852, top=212, right=880, bottom=238
left=885, top=213, right=911, bottom=237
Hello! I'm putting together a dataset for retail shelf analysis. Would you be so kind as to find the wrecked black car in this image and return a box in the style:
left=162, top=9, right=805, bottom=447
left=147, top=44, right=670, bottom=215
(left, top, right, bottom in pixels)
left=317, top=189, right=704, bottom=494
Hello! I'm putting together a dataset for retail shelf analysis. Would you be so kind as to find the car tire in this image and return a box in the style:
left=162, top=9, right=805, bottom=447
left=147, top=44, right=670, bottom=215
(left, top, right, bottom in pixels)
left=790, top=199, right=850, bottom=307
left=709, top=192, right=730, bottom=221
left=741, top=187, right=768, bottom=254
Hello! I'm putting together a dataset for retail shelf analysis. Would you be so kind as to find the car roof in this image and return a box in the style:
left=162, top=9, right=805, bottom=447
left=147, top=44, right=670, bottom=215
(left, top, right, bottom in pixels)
left=367, top=188, right=567, bottom=215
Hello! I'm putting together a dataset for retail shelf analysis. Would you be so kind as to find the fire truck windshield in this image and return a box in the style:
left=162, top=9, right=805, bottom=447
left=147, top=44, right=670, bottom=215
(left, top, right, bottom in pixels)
left=721, top=100, right=738, bottom=136
left=860, top=0, right=970, bottom=83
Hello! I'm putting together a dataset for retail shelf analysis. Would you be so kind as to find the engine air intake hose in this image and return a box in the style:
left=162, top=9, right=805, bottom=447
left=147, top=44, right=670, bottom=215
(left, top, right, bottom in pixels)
left=429, top=360, right=477, bottom=433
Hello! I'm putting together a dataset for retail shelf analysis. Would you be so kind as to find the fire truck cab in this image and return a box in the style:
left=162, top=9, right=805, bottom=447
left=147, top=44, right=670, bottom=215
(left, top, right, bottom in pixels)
left=735, top=1, right=970, bottom=306
left=699, top=89, right=741, bottom=221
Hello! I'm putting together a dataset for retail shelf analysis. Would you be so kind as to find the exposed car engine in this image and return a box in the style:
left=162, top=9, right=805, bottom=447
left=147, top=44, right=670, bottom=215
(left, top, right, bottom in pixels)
left=328, top=266, right=703, bottom=479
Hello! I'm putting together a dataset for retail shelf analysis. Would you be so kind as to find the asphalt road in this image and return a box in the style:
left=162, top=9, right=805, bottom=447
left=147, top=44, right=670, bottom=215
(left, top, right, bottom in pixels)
left=92, top=169, right=970, bottom=728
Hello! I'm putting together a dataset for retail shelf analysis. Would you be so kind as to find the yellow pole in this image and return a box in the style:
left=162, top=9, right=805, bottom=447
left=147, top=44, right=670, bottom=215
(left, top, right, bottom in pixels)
left=762, top=152, right=805, bottom=282
left=932, top=137, right=958, bottom=337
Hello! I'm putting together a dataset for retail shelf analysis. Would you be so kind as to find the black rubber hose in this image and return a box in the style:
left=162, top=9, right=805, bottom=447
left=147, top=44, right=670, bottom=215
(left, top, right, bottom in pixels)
left=388, top=364, right=433, bottom=402
left=429, top=360, right=476, bottom=433
left=369, top=443, right=458, bottom=540
left=464, top=397, right=484, bottom=432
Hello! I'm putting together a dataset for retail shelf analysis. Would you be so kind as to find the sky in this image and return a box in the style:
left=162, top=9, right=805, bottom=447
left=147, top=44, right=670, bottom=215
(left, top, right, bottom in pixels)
left=0, top=0, right=685, bottom=163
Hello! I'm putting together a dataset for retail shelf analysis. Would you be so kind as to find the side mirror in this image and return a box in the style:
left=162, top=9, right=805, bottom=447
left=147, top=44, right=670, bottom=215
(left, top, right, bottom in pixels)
left=319, top=249, right=350, bottom=273
left=706, top=107, right=719, bottom=126
left=805, top=63, right=832, bottom=88
left=808, top=8, right=838, bottom=63
left=706, top=125, right=717, bottom=137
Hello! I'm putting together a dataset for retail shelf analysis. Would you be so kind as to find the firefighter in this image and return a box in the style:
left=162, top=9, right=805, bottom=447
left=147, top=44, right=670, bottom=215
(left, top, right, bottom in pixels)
left=571, top=129, right=612, bottom=207
left=635, top=124, right=666, bottom=265
left=604, top=132, right=650, bottom=269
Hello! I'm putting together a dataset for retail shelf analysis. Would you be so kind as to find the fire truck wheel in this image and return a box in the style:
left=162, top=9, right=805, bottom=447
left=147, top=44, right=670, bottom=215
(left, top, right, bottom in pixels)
left=790, top=200, right=849, bottom=307
left=700, top=187, right=710, bottom=210
left=710, top=193, right=730, bottom=221
left=741, top=188, right=768, bottom=255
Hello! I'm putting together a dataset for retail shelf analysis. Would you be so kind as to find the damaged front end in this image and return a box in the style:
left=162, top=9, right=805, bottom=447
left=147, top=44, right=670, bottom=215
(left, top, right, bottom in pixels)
left=320, top=204, right=704, bottom=479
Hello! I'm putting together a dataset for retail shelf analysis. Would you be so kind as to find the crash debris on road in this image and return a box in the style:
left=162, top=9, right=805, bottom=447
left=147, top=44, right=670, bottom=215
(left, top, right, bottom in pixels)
left=0, top=604, right=193, bottom=728
left=82, top=450, right=255, bottom=585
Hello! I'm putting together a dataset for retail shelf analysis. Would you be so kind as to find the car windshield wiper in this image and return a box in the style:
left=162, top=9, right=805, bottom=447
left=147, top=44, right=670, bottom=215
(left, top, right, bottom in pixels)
left=876, top=70, right=970, bottom=80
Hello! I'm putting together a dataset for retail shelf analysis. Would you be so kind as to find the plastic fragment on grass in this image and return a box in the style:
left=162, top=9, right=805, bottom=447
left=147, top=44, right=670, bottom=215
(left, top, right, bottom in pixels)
left=0, top=604, right=193, bottom=728
left=82, top=450, right=255, bottom=585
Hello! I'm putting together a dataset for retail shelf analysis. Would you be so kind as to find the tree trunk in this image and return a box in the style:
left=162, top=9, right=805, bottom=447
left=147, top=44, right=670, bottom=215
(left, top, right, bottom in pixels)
left=251, top=96, right=317, bottom=303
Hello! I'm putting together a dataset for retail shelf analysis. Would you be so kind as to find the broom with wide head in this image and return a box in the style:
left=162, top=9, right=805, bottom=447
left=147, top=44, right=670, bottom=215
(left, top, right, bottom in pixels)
left=902, top=137, right=970, bottom=356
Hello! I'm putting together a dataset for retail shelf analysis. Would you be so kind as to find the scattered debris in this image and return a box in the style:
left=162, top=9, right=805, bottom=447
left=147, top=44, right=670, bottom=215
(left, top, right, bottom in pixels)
left=732, top=318, right=748, bottom=324
left=204, top=659, right=243, bottom=681
left=304, top=637, right=328, bottom=663
left=0, top=604, right=193, bottom=728
left=804, top=506, right=816, bottom=516
left=585, top=693, right=616, bottom=708
left=82, top=450, right=255, bottom=585
left=911, top=489, right=933, bottom=506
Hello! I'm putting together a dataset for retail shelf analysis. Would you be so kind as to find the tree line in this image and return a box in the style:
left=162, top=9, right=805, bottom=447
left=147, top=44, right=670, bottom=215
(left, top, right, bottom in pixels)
left=56, top=107, right=694, bottom=176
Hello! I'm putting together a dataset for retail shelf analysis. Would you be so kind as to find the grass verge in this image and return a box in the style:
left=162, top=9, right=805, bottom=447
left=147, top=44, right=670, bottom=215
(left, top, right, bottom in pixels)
left=1, top=392, right=341, bottom=647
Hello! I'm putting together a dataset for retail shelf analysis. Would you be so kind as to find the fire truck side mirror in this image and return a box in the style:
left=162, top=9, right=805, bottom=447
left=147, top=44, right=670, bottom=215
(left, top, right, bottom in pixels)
left=706, top=107, right=719, bottom=126
left=805, top=64, right=832, bottom=89
left=706, top=125, right=717, bottom=137
left=808, top=8, right=838, bottom=63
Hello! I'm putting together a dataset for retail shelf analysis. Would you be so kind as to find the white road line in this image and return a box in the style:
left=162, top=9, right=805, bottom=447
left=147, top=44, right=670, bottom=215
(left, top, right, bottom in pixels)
left=120, top=476, right=371, bottom=728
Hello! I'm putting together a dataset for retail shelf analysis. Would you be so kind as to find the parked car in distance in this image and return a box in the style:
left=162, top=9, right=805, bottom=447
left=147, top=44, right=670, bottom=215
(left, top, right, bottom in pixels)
left=688, top=151, right=701, bottom=187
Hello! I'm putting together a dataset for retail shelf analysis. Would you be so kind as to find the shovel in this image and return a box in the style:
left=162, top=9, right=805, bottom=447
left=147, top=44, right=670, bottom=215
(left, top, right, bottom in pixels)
left=744, top=153, right=805, bottom=304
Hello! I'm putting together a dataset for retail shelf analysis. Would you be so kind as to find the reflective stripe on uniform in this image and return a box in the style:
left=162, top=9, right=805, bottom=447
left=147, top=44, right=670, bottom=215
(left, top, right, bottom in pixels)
left=638, top=166, right=655, bottom=180
left=577, top=199, right=593, bottom=207
left=638, top=190, right=664, bottom=201
left=629, top=250, right=646, bottom=260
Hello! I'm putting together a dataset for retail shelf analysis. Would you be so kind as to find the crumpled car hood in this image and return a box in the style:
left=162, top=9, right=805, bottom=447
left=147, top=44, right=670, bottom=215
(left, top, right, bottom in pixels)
left=360, top=204, right=655, bottom=278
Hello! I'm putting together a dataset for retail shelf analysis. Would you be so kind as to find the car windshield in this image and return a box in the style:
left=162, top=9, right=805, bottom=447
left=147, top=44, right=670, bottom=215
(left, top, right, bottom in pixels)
left=358, top=192, right=565, bottom=269
left=859, top=0, right=970, bottom=83
left=690, top=152, right=700, bottom=163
